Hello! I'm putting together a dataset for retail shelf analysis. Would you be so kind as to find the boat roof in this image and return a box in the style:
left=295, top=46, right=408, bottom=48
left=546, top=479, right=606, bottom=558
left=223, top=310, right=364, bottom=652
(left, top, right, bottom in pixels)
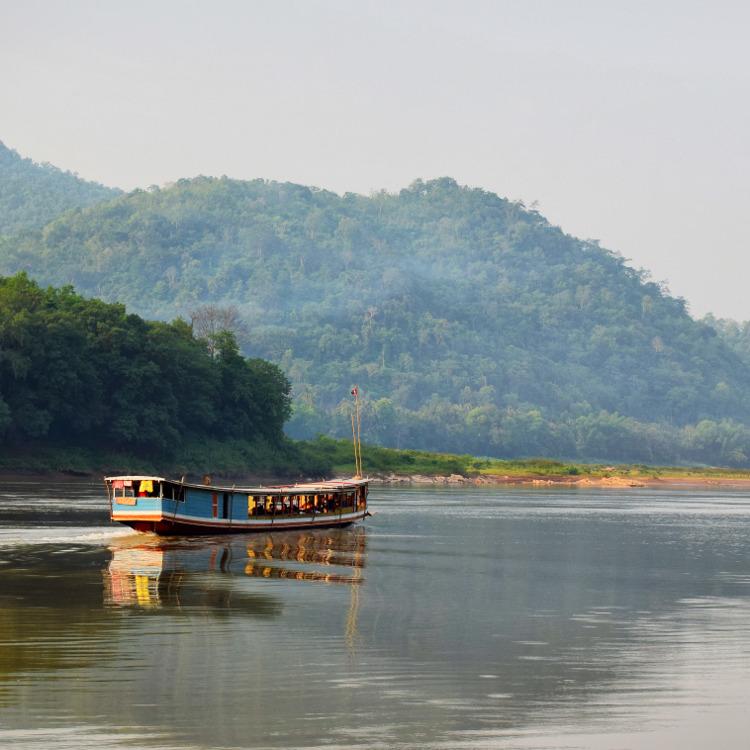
left=105, top=475, right=166, bottom=482
left=104, top=475, right=368, bottom=493
left=289, top=480, right=368, bottom=489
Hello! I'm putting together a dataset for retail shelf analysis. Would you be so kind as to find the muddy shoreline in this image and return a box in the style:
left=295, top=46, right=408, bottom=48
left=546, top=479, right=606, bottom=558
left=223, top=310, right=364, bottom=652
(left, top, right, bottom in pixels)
left=4, top=468, right=750, bottom=490
left=363, top=473, right=750, bottom=489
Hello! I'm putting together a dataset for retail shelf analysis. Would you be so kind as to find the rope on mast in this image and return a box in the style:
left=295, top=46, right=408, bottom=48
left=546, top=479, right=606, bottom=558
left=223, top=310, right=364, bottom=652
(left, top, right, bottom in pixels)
left=351, top=385, right=363, bottom=478
left=351, top=411, right=360, bottom=479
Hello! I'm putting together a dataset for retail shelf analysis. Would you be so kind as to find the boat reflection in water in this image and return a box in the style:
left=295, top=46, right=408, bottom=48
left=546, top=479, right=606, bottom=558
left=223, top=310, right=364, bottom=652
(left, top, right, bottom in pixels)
left=104, top=527, right=367, bottom=610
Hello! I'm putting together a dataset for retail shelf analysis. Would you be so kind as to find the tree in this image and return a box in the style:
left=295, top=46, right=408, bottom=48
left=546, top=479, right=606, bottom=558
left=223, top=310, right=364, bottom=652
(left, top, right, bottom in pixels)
left=0, top=274, right=291, bottom=455
left=189, top=304, right=245, bottom=358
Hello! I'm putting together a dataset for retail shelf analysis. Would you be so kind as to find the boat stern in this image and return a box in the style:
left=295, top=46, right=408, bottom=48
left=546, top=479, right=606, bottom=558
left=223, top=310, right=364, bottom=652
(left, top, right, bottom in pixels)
left=105, top=475, right=171, bottom=532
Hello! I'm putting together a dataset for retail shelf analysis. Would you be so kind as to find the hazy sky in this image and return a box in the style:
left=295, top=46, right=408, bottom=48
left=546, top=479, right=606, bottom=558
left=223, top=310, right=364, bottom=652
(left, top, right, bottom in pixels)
left=2, top=0, right=749, bottom=318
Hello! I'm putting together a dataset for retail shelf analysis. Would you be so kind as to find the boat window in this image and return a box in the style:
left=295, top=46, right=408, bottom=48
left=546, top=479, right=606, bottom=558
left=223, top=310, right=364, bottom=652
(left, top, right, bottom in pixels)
left=248, top=495, right=268, bottom=517
left=324, top=493, right=336, bottom=512
left=111, top=479, right=135, bottom=498
left=212, top=493, right=218, bottom=518
left=162, top=482, right=185, bottom=502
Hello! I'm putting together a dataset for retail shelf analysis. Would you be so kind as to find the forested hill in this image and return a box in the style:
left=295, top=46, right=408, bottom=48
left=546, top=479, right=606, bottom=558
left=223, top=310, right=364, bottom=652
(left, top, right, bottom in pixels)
left=2, top=175, right=750, bottom=465
left=0, top=141, right=118, bottom=236
left=0, top=273, right=292, bottom=463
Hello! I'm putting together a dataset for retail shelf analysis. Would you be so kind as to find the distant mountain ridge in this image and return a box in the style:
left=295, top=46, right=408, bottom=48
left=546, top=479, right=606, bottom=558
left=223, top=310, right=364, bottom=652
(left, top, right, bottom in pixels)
left=2, top=166, right=750, bottom=465
left=0, top=140, right=118, bottom=236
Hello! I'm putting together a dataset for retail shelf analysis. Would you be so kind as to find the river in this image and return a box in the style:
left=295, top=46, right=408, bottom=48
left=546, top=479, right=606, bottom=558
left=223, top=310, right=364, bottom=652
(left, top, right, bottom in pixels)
left=1, top=479, right=750, bottom=748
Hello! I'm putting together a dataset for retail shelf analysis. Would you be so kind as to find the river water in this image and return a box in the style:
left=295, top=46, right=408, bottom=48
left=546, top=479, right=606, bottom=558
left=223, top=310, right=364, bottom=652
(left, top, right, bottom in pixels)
left=1, top=479, right=750, bottom=749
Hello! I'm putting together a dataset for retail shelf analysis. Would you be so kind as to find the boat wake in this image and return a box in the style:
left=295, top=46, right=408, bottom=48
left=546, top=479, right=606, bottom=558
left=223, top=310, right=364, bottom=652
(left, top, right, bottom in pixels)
left=0, top=525, right=137, bottom=548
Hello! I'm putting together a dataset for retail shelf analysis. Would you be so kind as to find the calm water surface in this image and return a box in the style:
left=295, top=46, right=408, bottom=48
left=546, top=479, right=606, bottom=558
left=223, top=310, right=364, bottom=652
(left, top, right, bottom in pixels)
left=2, top=479, right=750, bottom=748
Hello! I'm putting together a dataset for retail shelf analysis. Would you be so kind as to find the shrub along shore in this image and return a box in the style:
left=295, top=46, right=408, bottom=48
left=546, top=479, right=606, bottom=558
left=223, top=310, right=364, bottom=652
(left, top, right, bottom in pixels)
left=4, top=435, right=750, bottom=488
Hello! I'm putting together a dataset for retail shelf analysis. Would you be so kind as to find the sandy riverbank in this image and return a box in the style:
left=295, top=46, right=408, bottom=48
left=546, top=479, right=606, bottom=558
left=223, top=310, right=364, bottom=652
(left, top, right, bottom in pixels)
left=5, top=468, right=750, bottom=490
left=365, top=473, right=750, bottom=489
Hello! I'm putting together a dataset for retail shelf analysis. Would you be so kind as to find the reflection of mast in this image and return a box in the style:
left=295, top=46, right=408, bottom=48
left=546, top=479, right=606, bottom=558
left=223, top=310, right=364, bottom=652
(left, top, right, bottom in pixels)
left=345, top=535, right=364, bottom=652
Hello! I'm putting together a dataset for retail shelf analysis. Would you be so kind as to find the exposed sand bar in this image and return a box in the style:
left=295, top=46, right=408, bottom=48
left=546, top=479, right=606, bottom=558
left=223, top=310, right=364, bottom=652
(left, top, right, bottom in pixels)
left=366, top=473, right=750, bottom=489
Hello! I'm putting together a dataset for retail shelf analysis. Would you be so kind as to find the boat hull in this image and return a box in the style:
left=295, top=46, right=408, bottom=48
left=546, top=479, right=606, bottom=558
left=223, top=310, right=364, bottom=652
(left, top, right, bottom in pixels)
left=116, top=510, right=368, bottom=536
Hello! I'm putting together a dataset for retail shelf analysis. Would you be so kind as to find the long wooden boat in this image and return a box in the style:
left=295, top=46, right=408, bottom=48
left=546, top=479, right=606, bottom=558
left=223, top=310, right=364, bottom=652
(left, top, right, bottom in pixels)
left=104, top=475, right=369, bottom=536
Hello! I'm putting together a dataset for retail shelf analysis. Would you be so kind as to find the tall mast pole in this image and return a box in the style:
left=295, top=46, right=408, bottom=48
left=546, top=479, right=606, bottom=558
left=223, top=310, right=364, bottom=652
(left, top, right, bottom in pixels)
left=355, top=387, right=363, bottom=477
left=351, top=386, right=363, bottom=478
left=351, top=411, right=360, bottom=479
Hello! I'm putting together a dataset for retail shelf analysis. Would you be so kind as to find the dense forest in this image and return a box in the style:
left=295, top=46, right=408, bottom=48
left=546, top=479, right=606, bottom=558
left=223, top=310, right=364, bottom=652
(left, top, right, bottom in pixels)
left=0, top=141, right=118, bottom=237
left=0, top=273, right=292, bottom=463
left=703, top=314, right=750, bottom=369
left=3, top=163, right=750, bottom=466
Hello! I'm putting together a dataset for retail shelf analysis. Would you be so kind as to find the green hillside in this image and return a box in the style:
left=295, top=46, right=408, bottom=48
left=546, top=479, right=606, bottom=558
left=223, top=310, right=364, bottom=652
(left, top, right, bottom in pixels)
left=2, top=175, right=749, bottom=465
left=0, top=141, right=118, bottom=236
left=0, top=273, right=319, bottom=475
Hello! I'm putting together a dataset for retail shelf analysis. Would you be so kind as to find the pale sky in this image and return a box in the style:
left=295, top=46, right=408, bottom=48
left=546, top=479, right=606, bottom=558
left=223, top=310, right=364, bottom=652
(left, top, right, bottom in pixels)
left=2, top=0, right=749, bottom=319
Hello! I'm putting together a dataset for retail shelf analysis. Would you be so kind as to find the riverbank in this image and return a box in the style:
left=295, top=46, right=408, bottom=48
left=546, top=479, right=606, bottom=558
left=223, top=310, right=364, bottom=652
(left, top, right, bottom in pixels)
left=317, top=439, right=750, bottom=488
left=4, top=435, right=750, bottom=488
left=363, top=472, right=750, bottom=488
